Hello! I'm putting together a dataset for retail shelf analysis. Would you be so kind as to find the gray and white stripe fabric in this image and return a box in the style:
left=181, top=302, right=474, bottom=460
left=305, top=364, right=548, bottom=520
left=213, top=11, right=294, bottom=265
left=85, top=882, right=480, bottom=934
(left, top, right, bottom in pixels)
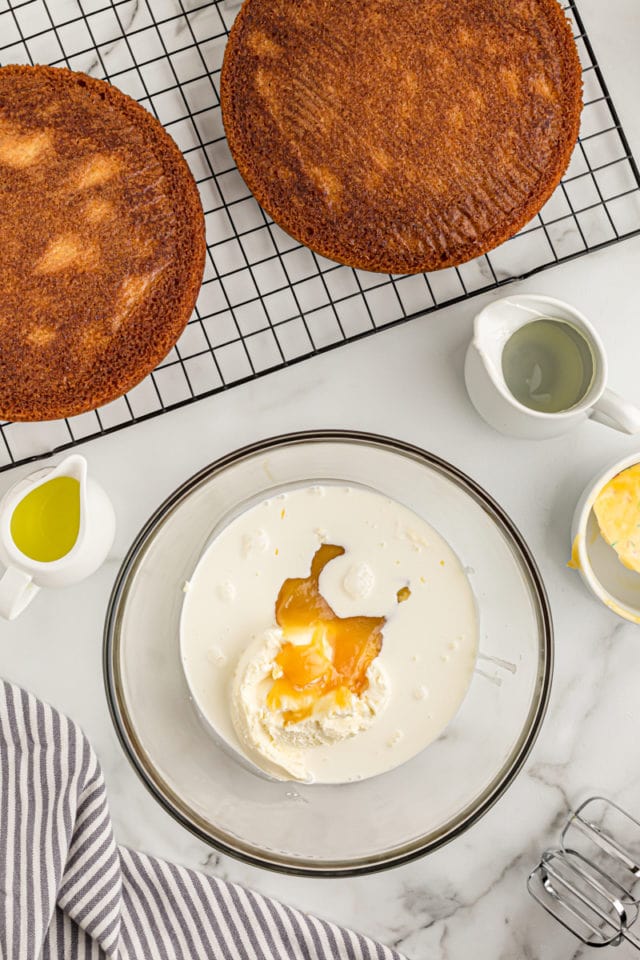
left=0, top=681, right=404, bottom=960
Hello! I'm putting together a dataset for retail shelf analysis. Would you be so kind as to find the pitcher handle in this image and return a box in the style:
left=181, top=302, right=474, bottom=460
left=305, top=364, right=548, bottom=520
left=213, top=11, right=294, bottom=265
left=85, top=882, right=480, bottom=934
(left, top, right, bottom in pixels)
left=0, top=567, right=39, bottom=620
left=590, top=388, right=640, bottom=435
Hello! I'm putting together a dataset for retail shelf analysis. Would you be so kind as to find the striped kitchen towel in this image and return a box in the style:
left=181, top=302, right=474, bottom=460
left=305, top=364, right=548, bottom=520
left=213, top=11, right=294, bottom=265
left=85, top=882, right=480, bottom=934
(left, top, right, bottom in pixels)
left=0, top=681, right=404, bottom=960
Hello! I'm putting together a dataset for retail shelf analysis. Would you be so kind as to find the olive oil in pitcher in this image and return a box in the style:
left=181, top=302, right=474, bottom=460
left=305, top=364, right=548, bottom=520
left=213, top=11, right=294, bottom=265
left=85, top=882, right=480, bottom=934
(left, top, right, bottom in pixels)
left=10, top=476, right=81, bottom=562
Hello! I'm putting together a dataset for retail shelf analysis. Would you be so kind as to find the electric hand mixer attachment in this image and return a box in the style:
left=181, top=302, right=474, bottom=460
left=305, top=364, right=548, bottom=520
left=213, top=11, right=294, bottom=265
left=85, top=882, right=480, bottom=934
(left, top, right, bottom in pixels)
left=529, top=797, right=640, bottom=949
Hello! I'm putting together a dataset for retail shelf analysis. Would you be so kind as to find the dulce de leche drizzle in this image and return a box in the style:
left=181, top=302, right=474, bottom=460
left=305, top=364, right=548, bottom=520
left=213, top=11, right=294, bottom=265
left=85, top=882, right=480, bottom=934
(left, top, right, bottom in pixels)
left=267, top=543, right=409, bottom=724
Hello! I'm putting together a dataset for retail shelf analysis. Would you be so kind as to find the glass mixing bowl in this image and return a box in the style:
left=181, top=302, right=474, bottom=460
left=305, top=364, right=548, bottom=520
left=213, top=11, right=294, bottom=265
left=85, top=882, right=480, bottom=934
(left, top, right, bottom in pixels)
left=104, top=431, right=552, bottom=876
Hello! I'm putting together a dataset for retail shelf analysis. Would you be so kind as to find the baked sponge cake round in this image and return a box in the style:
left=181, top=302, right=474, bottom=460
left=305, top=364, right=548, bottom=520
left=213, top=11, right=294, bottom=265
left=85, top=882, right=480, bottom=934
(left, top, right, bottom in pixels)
left=221, top=0, right=583, bottom=275
left=0, top=65, right=206, bottom=421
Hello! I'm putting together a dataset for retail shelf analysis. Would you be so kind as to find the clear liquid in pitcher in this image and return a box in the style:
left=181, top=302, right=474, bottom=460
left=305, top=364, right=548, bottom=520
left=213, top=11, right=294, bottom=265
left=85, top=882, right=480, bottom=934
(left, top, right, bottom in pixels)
left=501, top=318, right=595, bottom=414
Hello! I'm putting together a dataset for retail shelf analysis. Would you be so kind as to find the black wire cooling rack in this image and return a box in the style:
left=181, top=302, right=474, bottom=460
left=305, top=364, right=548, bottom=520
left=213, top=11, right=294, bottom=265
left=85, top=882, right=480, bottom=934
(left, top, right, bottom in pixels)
left=1, top=0, right=639, bottom=471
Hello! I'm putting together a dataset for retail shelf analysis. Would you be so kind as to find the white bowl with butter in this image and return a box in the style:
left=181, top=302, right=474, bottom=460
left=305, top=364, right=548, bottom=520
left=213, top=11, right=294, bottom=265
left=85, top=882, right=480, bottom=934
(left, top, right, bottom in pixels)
left=571, top=452, right=640, bottom=623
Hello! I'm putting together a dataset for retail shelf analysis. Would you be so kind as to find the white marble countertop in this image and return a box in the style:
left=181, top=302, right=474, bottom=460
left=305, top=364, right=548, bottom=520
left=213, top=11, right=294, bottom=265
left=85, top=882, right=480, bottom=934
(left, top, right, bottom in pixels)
left=3, top=1, right=640, bottom=956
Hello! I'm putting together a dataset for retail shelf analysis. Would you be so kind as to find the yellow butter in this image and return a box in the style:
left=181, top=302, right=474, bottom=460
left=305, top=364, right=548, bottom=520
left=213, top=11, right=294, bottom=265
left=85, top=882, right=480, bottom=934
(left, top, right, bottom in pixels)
left=593, top=464, right=640, bottom=573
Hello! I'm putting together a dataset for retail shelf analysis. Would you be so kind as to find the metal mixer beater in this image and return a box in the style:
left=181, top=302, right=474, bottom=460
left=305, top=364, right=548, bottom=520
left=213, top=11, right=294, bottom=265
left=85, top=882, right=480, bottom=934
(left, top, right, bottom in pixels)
left=529, top=797, right=640, bottom=949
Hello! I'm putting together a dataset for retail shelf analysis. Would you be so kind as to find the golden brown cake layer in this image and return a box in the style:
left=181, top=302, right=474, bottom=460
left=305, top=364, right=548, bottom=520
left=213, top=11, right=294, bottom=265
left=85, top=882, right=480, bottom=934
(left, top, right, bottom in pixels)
left=0, top=65, right=206, bottom=421
left=221, top=0, right=583, bottom=274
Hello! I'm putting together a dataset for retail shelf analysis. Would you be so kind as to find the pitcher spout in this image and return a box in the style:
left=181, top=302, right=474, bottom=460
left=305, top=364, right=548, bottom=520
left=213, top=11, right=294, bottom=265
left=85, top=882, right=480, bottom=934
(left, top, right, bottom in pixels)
left=473, top=295, right=547, bottom=383
left=472, top=312, right=508, bottom=382
left=51, top=454, right=87, bottom=487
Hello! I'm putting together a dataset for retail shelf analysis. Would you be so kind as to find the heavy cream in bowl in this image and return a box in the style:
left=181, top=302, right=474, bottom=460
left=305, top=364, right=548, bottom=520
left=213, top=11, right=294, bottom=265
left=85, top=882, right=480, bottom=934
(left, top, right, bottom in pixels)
left=180, top=484, right=478, bottom=784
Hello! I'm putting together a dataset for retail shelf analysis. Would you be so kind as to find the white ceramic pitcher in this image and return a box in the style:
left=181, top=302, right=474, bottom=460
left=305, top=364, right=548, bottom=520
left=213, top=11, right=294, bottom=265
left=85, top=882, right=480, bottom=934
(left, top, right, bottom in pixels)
left=0, top=454, right=115, bottom=620
left=464, top=294, right=640, bottom=440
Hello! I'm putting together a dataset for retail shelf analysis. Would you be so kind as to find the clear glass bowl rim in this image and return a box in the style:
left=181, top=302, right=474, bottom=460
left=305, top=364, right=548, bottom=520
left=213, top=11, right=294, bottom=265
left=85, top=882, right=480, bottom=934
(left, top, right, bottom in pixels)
left=103, top=429, right=554, bottom=877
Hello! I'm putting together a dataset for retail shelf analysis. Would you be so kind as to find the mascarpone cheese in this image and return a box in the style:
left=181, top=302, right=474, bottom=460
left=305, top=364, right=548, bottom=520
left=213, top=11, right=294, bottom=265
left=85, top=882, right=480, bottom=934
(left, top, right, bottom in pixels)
left=231, top=628, right=390, bottom=781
